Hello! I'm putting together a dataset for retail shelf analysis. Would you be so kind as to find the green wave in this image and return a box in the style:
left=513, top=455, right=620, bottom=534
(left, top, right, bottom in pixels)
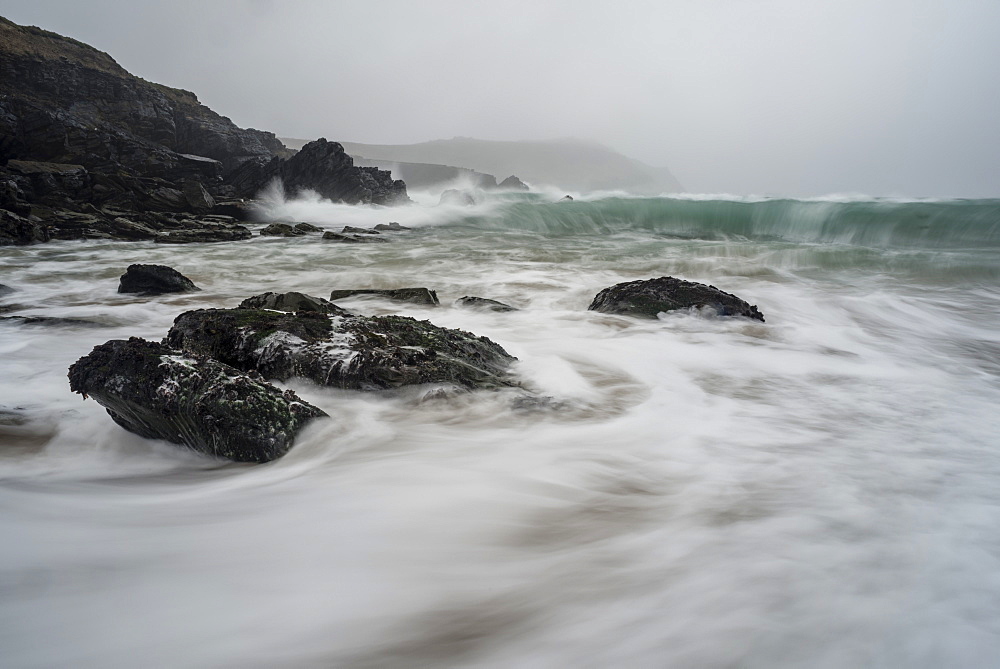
left=457, top=196, right=1000, bottom=250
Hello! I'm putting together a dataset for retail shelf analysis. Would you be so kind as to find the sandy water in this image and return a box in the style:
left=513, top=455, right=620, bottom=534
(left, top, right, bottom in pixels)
left=2, top=192, right=1000, bottom=668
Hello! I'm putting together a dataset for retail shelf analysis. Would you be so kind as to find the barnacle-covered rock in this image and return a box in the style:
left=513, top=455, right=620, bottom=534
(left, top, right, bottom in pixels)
left=68, top=337, right=327, bottom=462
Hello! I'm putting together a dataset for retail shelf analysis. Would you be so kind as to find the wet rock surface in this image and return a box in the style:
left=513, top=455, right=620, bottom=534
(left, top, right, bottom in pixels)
left=374, top=222, right=410, bottom=231
left=0, top=315, right=104, bottom=327
left=321, top=231, right=388, bottom=244
left=118, top=264, right=199, bottom=295
left=238, top=291, right=350, bottom=315
left=456, top=296, right=518, bottom=312
left=588, top=276, right=765, bottom=321
left=498, top=175, right=529, bottom=190
left=166, top=308, right=518, bottom=391
left=329, top=288, right=439, bottom=305
left=0, top=209, right=49, bottom=245
left=260, top=222, right=305, bottom=237
left=293, top=222, right=323, bottom=233
left=342, top=226, right=380, bottom=235
left=68, top=337, right=327, bottom=463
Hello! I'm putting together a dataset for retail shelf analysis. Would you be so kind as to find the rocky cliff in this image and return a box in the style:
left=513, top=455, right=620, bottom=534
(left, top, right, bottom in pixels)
left=0, top=16, right=408, bottom=244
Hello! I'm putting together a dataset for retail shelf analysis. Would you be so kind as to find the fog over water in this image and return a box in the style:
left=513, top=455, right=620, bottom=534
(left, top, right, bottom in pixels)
left=1, top=0, right=998, bottom=197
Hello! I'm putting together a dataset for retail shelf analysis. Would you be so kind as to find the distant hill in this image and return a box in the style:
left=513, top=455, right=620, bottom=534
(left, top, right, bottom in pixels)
left=280, top=137, right=683, bottom=194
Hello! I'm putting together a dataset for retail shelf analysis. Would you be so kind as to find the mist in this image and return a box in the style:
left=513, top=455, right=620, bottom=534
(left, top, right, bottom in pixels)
left=2, top=0, right=998, bottom=197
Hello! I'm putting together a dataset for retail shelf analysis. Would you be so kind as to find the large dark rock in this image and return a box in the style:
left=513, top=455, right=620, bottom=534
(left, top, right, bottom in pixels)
left=374, top=222, right=410, bottom=231
left=68, top=337, right=327, bottom=462
left=329, top=288, right=439, bottom=305
left=276, top=139, right=410, bottom=206
left=118, top=264, right=199, bottom=295
left=167, top=308, right=517, bottom=391
left=342, top=225, right=380, bottom=235
left=260, top=222, right=305, bottom=237
left=321, top=231, right=388, bottom=244
left=588, top=276, right=765, bottom=321
left=238, top=291, right=350, bottom=315
left=0, top=209, right=49, bottom=245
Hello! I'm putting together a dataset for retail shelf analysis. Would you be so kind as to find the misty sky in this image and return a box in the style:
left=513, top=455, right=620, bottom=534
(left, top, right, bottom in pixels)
left=3, top=0, right=999, bottom=197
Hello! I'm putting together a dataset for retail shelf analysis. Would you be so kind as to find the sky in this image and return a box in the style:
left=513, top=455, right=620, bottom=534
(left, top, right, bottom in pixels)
left=3, top=0, right=999, bottom=197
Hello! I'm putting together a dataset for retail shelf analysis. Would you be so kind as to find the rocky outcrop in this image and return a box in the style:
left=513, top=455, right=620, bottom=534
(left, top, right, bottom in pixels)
left=166, top=308, right=517, bottom=391
left=118, top=264, right=199, bottom=295
left=342, top=225, right=380, bottom=235
left=68, top=337, right=327, bottom=462
left=260, top=222, right=305, bottom=237
left=329, top=288, right=439, bottom=305
left=588, top=277, right=765, bottom=321
left=238, top=291, right=350, bottom=315
left=0, top=208, right=48, bottom=245
left=0, top=17, right=410, bottom=238
left=498, top=175, right=529, bottom=190
left=456, top=296, right=518, bottom=312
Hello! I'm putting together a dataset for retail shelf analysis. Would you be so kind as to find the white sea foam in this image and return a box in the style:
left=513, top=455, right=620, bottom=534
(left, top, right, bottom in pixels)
left=1, top=195, right=1000, bottom=667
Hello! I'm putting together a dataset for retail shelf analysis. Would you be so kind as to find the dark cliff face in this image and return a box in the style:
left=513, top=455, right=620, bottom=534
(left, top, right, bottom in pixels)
left=0, top=15, right=408, bottom=227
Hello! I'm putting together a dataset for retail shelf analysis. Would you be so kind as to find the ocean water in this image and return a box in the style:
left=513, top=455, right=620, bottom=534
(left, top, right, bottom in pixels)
left=2, top=191, right=1000, bottom=668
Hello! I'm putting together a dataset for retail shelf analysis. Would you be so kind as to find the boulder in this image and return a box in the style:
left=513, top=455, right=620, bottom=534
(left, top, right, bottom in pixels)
left=0, top=209, right=49, bottom=245
left=273, top=139, right=410, bottom=205
left=260, top=222, right=305, bottom=237
left=329, top=288, right=439, bottom=305
left=238, top=291, right=350, bottom=315
left=321, top=231, right=388, bottom=244
left=166, top=308, right=517, bottom=391
left=588, top=276, right=765, bottom=321
left=498, top=175, right=529, bottom=191
left=68, top=337, right=327, bottom=462
left=293, top=222, right=323, bottom=233
left=456, top=296, right=518, bottom=312
left=374, top=222, right=410, bottom=231
left=118, top=264, right=200, bottom=295
left=342, top=225, right=380, bottom=235
left=439, top=189, right=476, bottom=206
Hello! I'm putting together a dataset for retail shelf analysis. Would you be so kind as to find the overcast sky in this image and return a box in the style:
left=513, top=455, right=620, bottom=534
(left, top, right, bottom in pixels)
left=3, top=0, right=999, bottom=197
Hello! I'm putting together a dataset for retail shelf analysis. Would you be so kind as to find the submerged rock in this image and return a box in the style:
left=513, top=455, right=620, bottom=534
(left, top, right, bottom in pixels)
left=329, top=288, right=439, bottom=305
left=166, top=308, right=517, bottom=391
left=439, top=189, right=476, bottom=206
left=238, top=291, right=350, bottom=315
left=342, top=225, right=380, bottom=235
left=321, top=231, right=388, bottom=244
left=588, top=276, right=765, bottom=321
left=456, top=296, right=518, bottom=312
left=0, top=283, right=14, bottom=297
left=0, top=315, right=103, bottom=327
left=374, top=222, right=410, bottom=231
left=260, top=222, right=305, bottom=237
left=118, top=264, right=200, bottom=295
left=68, top=337, right=327, bottom=462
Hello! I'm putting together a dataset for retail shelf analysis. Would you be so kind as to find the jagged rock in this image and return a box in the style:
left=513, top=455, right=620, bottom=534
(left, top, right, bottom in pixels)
left=321, top=231, right=388, bottom=243
left=439, top=189, right=476, bottom=206
left=167, top=308, right=517, bottom=391
left=374, top=222, right=410, bottom=231
left=456, top=296, right=518, bottom=312
left=260, top=222, right=305, bottom=237
left=182, top=180, right=216, bottom=212
left=0, top=209, right=49, bottom=245
left=588, top=276, right=765, bottom=321
left=293, top=222, right=323, bottom=233
left=560, top=195, right=574, bottom=201
left=498, top=175, right=529, bottom=190
left=238, top=291, right=350, bottom=315
left=68, top=337, right=327, bottom=462
left=118, top=264, right=200, bottom=295
left=329, top=288, right=439, bottom=305
left=342, top=225, right=380, bottom=235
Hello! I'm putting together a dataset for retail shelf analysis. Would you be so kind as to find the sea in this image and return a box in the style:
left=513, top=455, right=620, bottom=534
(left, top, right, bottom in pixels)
left=2, top=187, right=999, bottom=668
